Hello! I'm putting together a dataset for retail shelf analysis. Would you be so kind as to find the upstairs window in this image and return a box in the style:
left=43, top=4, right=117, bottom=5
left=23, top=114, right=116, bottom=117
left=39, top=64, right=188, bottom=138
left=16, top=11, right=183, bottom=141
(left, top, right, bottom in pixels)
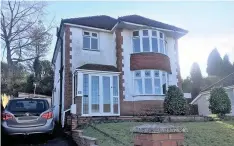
left=133, top=31, right=140, bottom=53
left=142, top=30, right=150, bottom=52
left=132, top=30, right=166, bottom=55
left=83, top=31, right=98, bottom=50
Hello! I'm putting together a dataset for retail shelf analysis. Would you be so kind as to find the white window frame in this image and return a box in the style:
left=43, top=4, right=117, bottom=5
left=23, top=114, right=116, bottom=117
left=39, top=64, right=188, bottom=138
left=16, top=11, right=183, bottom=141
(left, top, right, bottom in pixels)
left=133, top=70, right=168, bottom=96
left=83, top=31, right=99, bottom=51
left=132, top=31, right=141, bottom=53
left=74, top=71, right=120, bottom=116
left=132, top=29, right=167, bottom=55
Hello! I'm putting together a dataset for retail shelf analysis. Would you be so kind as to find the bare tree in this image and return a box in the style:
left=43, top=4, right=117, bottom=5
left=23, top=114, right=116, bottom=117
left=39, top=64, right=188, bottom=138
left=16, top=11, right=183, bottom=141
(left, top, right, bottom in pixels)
left=1, top=0, right=53, bottom=94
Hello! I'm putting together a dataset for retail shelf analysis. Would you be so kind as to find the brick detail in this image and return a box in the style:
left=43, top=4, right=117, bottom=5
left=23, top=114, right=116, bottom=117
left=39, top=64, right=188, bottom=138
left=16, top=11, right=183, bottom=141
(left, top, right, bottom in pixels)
left=115, top=29, right=125, bottom=115
left=64, top=25, right=72, bottom=110
left=134, top=133, right=185, bottom=146
left=130, top=53, right=172, bottom=73
left=120, top=100, right=164, bottom=116
left=75, top=96, right=82, bottom=116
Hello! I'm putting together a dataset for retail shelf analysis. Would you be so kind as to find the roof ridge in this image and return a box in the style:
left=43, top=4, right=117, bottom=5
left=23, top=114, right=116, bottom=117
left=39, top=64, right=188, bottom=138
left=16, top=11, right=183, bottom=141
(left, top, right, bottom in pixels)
left=201, top=72, right=234, bottom=92
left=63, top=15, right=116, bottom=21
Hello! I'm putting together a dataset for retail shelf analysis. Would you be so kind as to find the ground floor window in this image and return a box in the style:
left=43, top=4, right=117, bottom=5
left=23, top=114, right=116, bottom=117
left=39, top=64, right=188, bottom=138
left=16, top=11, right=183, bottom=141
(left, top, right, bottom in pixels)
left=76, top=72, right=120, bottom=116
left=133, top=70, right=168, bottom=95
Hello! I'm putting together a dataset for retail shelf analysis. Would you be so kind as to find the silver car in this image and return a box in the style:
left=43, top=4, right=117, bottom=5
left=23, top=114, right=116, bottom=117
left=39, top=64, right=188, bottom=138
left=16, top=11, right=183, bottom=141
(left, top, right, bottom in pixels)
left=2, top=98, right=54, bottom=135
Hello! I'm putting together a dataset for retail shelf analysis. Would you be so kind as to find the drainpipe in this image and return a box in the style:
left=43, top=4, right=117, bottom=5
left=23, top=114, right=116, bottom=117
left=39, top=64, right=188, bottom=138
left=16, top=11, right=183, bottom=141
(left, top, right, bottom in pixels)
left=58, top=23, right=64, bottom=126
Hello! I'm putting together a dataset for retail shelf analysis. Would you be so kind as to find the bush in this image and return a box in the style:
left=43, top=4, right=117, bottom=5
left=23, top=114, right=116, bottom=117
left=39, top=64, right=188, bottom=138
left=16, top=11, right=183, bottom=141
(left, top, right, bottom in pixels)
left=209, top=87, right=231, bottom=116
left=164, top=85, right=187, bottom=115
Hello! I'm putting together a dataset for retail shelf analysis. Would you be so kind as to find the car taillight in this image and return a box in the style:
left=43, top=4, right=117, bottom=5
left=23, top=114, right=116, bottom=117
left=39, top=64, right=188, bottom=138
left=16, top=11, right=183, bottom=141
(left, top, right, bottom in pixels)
left=41, top=112, right=53, bottom=119
left=2, top=113, right=14, bottom=120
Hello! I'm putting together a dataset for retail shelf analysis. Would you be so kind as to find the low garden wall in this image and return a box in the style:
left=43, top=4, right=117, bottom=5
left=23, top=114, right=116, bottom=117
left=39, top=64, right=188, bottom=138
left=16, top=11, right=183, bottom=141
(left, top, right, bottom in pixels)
left=132, top=124, right=187, bottom=146
left=72, top=130, right=98, bottom=146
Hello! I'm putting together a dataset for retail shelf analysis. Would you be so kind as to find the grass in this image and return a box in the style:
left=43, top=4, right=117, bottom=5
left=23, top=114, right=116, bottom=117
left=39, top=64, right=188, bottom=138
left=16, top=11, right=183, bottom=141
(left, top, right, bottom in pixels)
left=83, top=121, right=234, bottom=146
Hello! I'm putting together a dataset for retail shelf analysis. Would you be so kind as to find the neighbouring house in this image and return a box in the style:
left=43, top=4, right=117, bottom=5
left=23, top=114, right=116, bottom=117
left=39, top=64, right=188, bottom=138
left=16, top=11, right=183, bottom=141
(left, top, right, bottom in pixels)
left=191, top=72, right=234, bottom=116
left=51, top=15, right=188, bottom=124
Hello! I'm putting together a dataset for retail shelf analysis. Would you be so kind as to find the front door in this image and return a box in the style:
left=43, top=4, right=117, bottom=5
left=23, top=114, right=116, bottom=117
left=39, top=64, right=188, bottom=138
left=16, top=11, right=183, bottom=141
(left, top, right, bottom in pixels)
left=81, top=73, right=119, bottom=116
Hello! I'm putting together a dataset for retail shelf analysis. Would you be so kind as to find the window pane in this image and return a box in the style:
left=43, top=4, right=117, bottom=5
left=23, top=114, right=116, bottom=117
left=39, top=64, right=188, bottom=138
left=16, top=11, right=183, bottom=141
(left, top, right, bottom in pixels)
left=113, top=76, right=118, bottom=96
left=83, top=74, right=89, bottom=114
left=160, top=32, right=163, bottom=38
left=84, top=32, right=90, bottom=36
left=134, top=79, right=143, bottom=94
left=103, top=77, right=110, bottom=113
left=152, top=38, right=158, bottom=53
left=142, top=38, right=150, bottom=52
left=91, top=38, right=98, bottom=50
left=160, top=39, right=165, bottom=54
left=133, top=38, right=140, bottom=53
left=135, top=71, right=141, bottom=77
left=155, top=78, right=161, bottom=94
left=83, top=37, right=90, bottom=49
left=162, top=72, right=167, bottom=94
left=91, top=76, right=99, bottom=113
left=113, top=97, right=118, bottom=114
left=154, top=70, right=159, bottom=77
left=145, top=78, right=153, bottom=94
left=92, top=33, right=97, bottom=37
left=143, top=30, right=148, bottom=36
left=152, top=31, right=157, bottom=36
left=133, top=31, right=139, bottom=36
left=145, top=70, right=151, bottom=77
left=74, top=75, right=77, bottom=97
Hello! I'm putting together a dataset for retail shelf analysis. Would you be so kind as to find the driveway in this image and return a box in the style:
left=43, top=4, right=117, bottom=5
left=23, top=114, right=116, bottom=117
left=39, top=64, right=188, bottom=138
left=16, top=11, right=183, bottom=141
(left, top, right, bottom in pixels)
left=2, top=130, right=77, bottom=146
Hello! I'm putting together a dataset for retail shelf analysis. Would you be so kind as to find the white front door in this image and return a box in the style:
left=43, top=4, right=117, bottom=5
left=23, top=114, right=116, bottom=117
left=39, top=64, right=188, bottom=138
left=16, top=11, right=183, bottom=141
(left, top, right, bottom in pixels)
left=81, top=73, right=119, bottom=116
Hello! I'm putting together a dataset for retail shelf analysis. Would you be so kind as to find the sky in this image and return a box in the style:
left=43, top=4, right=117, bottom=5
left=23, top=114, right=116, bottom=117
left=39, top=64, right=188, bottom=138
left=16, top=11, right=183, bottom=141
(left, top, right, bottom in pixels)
left=44, top=1, right=234, bottom=79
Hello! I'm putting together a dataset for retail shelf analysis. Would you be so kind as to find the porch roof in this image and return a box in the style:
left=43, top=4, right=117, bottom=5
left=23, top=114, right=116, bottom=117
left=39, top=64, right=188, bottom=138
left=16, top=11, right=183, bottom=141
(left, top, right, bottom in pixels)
left=77, top=64, right=119, bottom=72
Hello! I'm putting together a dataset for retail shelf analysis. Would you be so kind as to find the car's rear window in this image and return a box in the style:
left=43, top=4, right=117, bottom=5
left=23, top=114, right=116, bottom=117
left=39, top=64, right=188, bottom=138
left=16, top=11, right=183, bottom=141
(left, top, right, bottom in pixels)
left=7, top=99, right=49, bottom=113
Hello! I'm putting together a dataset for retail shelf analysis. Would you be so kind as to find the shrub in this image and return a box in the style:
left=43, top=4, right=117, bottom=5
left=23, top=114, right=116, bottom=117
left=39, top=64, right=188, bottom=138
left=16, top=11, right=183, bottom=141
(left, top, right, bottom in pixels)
left=209, top=87, right=231, bottom=116
left=164, top=85, right=187, bottom=115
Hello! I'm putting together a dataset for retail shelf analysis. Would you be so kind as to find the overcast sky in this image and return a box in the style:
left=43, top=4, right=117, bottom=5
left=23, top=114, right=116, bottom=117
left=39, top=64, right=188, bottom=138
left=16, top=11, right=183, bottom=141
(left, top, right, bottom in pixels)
left=44, top=1, right=234, bottom=78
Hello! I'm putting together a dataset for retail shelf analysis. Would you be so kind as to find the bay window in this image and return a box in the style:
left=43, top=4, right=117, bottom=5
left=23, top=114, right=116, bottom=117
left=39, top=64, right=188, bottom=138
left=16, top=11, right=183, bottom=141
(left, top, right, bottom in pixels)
left=132, top=30, right=167, bottom=55
left=133, top=70, right=168, bottom=95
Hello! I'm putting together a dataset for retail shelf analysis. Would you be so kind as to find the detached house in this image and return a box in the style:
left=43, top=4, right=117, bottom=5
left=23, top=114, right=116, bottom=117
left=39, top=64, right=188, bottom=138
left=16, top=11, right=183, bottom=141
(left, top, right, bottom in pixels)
left=52, top=15, right=188, bottom=123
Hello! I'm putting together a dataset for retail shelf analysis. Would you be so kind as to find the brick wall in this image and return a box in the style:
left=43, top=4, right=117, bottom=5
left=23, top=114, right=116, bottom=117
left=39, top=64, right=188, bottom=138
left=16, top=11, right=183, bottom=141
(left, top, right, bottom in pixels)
left=74, top=96, right=82, bottom=115
left=115, top=29, right=126, bottom=115
left=130, top=53, right=172, bottom=73
left=64, top=25, right=72, bottom=110
left=134, top=133, right=184, bottom=146
left=121, top=100, right=164, bottom=116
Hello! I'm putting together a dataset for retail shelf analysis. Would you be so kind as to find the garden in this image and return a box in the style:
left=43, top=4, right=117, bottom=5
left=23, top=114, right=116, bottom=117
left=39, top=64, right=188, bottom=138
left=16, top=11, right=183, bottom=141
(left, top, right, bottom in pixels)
left=80, top=86, right=234, bottom=146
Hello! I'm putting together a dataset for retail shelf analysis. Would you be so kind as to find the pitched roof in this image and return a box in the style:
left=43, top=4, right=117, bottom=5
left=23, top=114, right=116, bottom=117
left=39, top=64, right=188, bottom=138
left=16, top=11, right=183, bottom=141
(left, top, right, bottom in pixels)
left=62, top=15, right=117, bottom=30
left=201, top=72, right=234, bottom=92
left=118, top=15, right=188, bottom=33
left=61, top=15, right=187, bottom=32
left=77, top=64, right=119, bottom=72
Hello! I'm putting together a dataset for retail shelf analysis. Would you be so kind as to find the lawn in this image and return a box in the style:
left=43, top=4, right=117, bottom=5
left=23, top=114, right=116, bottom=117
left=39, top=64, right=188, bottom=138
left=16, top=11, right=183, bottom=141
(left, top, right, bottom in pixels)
left=83, top=121, right=234, bottom=146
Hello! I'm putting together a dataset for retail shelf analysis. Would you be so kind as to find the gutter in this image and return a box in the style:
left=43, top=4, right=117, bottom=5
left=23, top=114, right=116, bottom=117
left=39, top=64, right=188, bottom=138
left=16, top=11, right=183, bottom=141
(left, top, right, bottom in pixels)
left=57, top=22, right=64, bottom=126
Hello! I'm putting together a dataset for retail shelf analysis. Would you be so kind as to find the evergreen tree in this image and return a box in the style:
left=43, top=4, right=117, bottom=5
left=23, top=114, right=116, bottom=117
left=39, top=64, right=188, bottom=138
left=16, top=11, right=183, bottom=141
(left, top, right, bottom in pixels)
left=221, top=55, right=233, bottom=77
left=190, top=62, right=203, bottom=99
left=206, top=48, right=223, bottom=76
left=182, top=77, right=192, bottom=93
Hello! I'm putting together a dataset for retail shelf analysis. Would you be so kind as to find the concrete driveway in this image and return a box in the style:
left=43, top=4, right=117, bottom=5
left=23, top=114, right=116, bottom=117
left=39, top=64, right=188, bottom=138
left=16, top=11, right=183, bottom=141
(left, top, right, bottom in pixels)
left=2, top=129, right=77, bottom=146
